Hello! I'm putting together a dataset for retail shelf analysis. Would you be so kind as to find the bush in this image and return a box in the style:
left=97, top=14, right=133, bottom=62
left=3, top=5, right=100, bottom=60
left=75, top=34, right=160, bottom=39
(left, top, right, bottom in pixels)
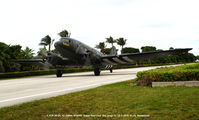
left=121, top=47, right=140, bottom=54
left=136, top=63, right=199, bottom=86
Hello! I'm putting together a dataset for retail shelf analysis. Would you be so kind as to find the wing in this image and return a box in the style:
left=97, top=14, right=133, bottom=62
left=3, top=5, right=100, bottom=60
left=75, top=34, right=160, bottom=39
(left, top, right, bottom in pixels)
left=11, top=59, right=45, bottom=63
left=101, top=48, right=192, bottom=65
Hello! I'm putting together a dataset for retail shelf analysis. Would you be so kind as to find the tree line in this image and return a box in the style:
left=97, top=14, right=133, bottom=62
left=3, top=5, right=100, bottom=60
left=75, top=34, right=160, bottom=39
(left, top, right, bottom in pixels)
left=0, top=30, right=70, bottom=72
left=0, top=43, right=34, bottom=72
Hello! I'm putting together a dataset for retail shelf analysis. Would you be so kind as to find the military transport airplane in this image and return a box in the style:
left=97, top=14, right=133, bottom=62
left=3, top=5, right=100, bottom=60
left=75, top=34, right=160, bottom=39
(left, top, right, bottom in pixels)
left=16, top=37, right=192, bottom=77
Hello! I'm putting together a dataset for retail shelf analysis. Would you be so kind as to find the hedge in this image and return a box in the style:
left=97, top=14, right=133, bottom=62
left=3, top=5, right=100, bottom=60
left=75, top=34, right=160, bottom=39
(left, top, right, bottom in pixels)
left=136, top=63, right=199, bottom=86
left=0, top=63, right=180, bottom=79
left=0, top=68, right=92, bottom=79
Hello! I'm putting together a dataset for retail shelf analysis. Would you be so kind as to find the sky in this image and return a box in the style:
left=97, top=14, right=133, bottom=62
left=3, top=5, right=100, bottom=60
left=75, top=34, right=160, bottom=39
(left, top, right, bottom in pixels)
left=0, top=0, right=199, bottom=55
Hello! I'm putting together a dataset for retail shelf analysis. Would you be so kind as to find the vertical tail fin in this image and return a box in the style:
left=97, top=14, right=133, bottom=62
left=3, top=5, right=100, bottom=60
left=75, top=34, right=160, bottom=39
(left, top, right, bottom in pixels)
left=110, top=46, right=117, bottom=55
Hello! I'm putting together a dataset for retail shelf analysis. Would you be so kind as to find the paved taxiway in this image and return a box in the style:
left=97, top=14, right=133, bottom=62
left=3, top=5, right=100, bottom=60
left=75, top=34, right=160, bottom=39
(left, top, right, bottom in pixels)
left=0, top=65, right=177, bottom=108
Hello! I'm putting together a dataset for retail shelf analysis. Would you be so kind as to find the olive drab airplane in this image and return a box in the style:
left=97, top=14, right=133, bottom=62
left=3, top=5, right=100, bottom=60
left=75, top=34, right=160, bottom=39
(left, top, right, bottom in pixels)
left=15, top=37, right=192, bottom=77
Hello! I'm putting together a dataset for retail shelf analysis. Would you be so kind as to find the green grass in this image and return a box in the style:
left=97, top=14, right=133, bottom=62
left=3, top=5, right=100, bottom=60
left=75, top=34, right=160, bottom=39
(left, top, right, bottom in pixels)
left=0, top=81, right=199, bottom=120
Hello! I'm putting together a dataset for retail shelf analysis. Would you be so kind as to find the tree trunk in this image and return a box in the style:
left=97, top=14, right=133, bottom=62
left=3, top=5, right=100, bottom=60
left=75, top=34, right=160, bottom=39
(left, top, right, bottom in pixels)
left=48, top=45, right=50, bottom=52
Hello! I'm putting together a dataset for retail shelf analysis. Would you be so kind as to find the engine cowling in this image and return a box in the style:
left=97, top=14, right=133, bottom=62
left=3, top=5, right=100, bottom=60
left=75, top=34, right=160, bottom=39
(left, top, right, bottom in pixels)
left=46, top=53, right=63, bottom=66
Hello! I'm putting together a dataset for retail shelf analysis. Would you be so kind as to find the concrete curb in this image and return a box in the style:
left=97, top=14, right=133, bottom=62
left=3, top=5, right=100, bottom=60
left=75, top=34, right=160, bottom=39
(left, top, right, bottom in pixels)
left=152, top=81, right=199, bottom=87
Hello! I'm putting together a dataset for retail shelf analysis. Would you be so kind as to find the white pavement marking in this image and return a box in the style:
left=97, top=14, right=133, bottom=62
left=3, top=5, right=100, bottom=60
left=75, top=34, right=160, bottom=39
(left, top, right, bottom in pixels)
left=0, top=65, right=181, bottom=108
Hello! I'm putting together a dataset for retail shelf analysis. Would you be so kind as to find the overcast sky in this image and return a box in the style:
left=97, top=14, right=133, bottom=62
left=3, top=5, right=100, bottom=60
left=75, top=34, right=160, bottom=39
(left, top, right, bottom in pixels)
left=0, top=0, right=198, bottom=55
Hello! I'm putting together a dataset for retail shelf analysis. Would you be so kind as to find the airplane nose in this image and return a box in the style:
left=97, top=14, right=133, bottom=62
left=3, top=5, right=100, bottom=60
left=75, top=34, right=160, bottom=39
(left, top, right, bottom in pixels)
left=54, top=38, right=71, bottom=48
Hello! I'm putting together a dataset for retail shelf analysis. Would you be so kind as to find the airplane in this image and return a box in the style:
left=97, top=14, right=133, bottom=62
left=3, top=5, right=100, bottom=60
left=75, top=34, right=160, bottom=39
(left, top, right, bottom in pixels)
left=15, top=37, right=192, bottom=77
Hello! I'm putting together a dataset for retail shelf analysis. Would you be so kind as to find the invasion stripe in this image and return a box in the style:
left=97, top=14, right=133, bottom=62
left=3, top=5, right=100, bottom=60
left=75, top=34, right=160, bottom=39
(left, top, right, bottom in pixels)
left=105, top=65, right=112, bottom=69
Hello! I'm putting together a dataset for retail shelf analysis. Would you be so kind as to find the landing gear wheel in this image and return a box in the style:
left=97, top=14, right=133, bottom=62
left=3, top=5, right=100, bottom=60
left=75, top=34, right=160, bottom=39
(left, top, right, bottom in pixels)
left=110, top=69, right=113, bottom=73
left=56, top=70, right=63, bottom=77
left=94, top=68, right=101, bottom=76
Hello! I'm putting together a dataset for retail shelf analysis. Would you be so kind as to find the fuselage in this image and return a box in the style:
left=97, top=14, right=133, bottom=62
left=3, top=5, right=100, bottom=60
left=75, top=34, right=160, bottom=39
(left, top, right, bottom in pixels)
left=54, top=37, right=103, bottom=67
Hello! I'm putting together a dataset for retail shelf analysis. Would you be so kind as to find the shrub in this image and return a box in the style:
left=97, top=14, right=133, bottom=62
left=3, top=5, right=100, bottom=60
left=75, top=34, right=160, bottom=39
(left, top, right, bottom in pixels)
left=136, top=63, right=199, bottom=86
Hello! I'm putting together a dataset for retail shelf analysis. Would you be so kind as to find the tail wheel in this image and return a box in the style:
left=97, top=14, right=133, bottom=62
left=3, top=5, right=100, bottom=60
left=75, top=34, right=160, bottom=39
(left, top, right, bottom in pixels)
left=94, top=68, right=101, bottom=76
left=56, top=70, right=63, bottom=77
left=110, top=69, right=113, bottom=73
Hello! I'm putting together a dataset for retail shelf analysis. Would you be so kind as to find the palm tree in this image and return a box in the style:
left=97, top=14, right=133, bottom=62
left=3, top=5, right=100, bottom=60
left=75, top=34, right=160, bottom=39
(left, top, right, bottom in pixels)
left=106, top=36, right=116, bottom=47
left=95, top=42, right=106, bottom=53
left=116, top=37, right=127, bottom=50
left=22, top=47, right=34, bottom=59
left=58, top=29, right=71, bottom=37
left=39, top=35, right=54, bottom=52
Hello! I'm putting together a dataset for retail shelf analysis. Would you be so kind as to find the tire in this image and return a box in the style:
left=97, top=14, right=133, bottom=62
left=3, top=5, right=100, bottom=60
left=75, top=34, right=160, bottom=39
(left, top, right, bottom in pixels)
left=110, top=69, right=113, bottom=73
left=56, top=70, right=62, bottom=77
left=94, top=68, right=101, bottom=76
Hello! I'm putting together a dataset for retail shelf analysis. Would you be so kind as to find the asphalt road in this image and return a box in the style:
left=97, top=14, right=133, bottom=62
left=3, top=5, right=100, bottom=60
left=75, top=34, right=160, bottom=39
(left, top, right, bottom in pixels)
left=0, top=65, right=175, bottom=108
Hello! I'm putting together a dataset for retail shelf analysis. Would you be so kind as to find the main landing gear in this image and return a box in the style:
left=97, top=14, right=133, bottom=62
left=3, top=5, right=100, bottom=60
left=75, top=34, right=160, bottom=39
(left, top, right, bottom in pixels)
left=94, top=68, right=112, bottom=76
left=56, top=70, right=63, bottom=77
left=94, top=68, right=101, bottom=76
